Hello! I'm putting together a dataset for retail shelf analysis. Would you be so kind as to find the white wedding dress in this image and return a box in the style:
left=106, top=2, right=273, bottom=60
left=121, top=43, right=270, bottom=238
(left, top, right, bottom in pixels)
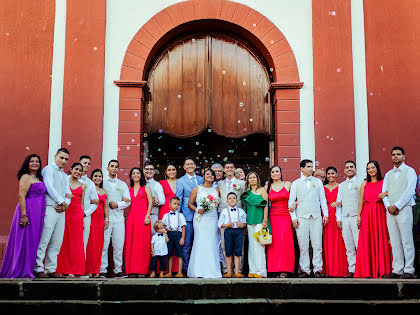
left=187, top=185, right=222, bottom=278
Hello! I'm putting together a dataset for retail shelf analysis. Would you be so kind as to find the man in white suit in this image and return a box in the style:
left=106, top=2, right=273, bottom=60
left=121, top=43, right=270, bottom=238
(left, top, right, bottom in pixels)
left=218, top=161, right=245, bottom=273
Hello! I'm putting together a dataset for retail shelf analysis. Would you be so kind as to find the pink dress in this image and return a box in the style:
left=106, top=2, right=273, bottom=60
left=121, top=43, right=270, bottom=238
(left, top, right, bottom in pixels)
left=266, top=187, right=295, bottom=273
left=354, top=180, right=392, bottom=278
left=57, top=185, right=85, bottom=275
left=159, top=179, right=179, bottom=273
left=323, top=186, right=348, bottom=277
left=159, top=179, right=176, bottom=220
left=125, top=186, right=151, bottom=275
left=85, top=193, right=107, bottom=274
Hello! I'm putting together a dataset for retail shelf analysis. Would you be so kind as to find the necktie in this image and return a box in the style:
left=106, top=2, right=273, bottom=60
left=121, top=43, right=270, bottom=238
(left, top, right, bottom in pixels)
left=170, top=212, right=176, bottom=215
left=158, top=234, right=163, bottom=236
left=191, top=176, right=197, bottom=186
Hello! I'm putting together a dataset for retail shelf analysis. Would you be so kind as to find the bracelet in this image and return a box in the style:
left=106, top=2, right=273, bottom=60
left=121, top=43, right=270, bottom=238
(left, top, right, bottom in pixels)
left=105, top=218, right=110, bottom=222
left=21, top=214, right=27, bottom=218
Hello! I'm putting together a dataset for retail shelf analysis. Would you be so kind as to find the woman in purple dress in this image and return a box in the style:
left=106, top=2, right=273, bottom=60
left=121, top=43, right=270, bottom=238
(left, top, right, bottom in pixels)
left=0, top=154, right=46, bottom=278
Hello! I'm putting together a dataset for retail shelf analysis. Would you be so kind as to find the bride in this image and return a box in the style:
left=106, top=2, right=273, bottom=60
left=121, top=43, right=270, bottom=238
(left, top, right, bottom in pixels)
left=187, top=168, right=222, bottom=278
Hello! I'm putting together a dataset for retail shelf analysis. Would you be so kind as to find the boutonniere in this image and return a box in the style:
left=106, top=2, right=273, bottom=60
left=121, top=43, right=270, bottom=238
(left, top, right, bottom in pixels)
left=232, top=183, right=240, bottom=191
left=354, top=185, right=358, bottom=190
left=312, top=182, right=316, bottom=188
left=117, top=188, right=122, bottom=192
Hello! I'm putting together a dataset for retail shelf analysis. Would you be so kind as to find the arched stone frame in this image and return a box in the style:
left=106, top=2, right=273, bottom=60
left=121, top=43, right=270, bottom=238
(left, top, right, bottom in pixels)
left=114, top=0, right=303, bottom=180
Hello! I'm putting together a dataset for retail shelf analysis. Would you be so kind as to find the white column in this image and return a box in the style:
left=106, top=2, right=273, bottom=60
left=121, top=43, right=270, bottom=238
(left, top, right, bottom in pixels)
left=48, top=0, right=67, bottom=163
left=351, top=0, right=370, bottom=177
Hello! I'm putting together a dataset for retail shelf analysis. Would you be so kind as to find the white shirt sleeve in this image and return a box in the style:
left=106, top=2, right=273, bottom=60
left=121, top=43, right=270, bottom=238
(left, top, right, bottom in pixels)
left=288, top=181, right=298, bottom=221
left=335, top=184, right=343, bottom=222
left=162, top=214, right=169, bottom=229
left=218, top=209, right=227, bottom=228
left=117, top=183, right=131, bottom=210
left=238, top=209, right=247, bottom=227
left=382, top=172, right=390, bottom=208
left=42, top=166, right=65, bottom=205
left=394, top=168, right=417, bottom=209
left=84, top=184, right=99, bottom=216
left=155, top=182, right=166, bottom=206
left=318, top=180, right=328, bottom=217
left=180, top=213, right=186, bottom=227
left=64, top=177, right=71, bottom=205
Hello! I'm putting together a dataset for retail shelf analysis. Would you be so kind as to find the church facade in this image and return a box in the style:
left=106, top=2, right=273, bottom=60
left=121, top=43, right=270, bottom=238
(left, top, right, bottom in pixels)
left=1, top=0, right=420, bottom=241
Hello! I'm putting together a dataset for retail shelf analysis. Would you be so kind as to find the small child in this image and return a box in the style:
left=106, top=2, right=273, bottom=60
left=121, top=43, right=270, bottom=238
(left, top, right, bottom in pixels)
left=218, top=192, right=247, bottom=278
left=150, top=220, right=169, bottom=278
left=162, top=197, right=186, bottom=278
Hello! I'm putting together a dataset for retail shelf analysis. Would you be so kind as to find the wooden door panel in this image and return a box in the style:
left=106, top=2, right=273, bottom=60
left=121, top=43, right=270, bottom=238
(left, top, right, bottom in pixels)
left=145, top=33, right=272, bottom=138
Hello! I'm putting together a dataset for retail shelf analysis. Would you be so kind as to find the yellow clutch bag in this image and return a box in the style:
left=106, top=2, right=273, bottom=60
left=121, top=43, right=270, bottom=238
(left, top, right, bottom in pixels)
left=254, top=228, right=272, bottom=245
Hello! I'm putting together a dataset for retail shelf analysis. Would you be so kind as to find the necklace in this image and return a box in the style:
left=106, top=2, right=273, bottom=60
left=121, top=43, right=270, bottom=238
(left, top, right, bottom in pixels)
left=29, top=173, right=41, bottom=183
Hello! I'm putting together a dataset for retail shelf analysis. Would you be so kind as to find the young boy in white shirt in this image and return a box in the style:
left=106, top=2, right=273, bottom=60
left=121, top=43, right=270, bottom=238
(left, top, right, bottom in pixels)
left=162, top=197, right=186, bottom=278
left=150, top=221, right=169, bottom=278
left=218, top=192, right=247, bottom=278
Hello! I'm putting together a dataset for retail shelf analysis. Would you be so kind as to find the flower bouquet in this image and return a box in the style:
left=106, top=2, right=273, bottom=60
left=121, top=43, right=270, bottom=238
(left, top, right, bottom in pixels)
left=196, top=194, right=219, bottom=221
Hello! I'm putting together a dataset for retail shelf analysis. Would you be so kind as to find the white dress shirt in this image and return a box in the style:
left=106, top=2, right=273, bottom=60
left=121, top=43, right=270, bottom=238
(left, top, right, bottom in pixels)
left=383, top=163, right=417, bottom=209
left=104, top=176, right=131, bottom=211
left=42, top=162, right=71, bottom=206
left=218, top=206, right=247, bottom=228
left=162, top=211, right=186, bottom=232
left=288, top=174, right=328, bottom=221
left=146, top=178, right=165, bottom=215
left=77, top=175, right=98, bottom=216
left=151, top=233, right=168, bottom=256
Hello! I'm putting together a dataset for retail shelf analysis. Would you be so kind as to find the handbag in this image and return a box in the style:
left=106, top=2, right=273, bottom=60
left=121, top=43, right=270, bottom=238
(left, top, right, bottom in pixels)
left=257, top=228, right=272, bottom=245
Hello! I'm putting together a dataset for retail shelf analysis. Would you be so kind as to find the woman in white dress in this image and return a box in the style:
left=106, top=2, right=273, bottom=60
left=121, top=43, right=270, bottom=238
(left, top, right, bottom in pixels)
left=187, top=168, right=222, bottom=278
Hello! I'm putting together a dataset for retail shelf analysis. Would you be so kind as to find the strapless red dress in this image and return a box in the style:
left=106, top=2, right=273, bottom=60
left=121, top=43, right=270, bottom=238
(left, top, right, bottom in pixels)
left=266, top=187, right=295, bottom=273
left=57, top=185, right=85, bottom=275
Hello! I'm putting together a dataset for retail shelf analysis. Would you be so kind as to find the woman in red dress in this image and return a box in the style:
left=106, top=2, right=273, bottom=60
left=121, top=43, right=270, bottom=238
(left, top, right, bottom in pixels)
left=266, top=165, right=294, bottom=278
left=85, top=169, right=109, bottom=277
left=125, top=167, right=153, bottom=277
left=159, top=162, right=179, bottom=274
left=323, top=166, right=348, bottom=277
left=57, top=162, right=86, bottom=277
left=354, top=161, right=392, bottom=278
left=159, top=162, right=177, bottom=220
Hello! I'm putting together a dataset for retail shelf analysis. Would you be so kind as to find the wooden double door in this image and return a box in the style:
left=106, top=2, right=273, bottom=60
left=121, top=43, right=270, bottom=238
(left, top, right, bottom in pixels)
left=144, top=33, right=273, bottom=139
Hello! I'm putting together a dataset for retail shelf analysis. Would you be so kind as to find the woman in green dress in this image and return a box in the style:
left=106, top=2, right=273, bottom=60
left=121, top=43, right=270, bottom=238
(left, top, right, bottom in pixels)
left=241, top=171, right=269, bottom=278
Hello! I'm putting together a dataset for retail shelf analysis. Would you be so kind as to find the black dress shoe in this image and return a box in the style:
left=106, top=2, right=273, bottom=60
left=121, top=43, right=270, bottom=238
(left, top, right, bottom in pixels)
left=99, top=273, right=106, bottom=278
left=35, top=272, right=48, bottom=278
left=47, top=272, right=64, bottom=278
left=314, top=272, right=323, bottom=278
left=383, top=273, right=401, bottom=279
left=400, top=273, right=415, bottom=279
left=299, top=272, right=309, bottom=278
left=344, top=272, right=354, bottom=278
left=114, top=272, right=124, bottom=278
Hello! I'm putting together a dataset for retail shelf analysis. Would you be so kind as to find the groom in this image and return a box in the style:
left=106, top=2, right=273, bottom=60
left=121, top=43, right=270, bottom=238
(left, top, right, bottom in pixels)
left=176, top=156, right=204, bottom=273
left=218, top=161, right=245, bottom=273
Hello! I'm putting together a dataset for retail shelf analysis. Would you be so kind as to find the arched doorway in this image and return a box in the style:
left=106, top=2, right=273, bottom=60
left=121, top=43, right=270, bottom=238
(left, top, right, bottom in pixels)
left=143, top=32, right=273, bottom=177
left=115, top=0, right=303, bottom=181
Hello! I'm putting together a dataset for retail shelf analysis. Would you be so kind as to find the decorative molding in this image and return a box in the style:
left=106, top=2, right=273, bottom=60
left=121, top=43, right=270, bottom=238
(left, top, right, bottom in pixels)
left=269, top=81, right=304, bottom=94
left=114, top=80, right=148, bottom=89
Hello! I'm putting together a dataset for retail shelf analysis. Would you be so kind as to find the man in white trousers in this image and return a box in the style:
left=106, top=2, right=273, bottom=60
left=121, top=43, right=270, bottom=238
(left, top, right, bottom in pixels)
left=382, top=146, right=417, bottom=279
left=78, top=155, right=99, bottom=254
left=288, top=159, right=329, bottom=278
left=143, top=162, right=165, bottom=236
left=35, top=148, right=71, bottom=278
left=334, top=160, right=361, bottom=278
left=100, top=160, right=130, bottom=278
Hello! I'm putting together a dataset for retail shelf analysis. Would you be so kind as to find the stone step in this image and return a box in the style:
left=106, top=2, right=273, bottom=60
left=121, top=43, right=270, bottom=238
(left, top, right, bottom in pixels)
left=1, top=278, right=420, bottom=301
left=1, top=298, right=420, bottom=313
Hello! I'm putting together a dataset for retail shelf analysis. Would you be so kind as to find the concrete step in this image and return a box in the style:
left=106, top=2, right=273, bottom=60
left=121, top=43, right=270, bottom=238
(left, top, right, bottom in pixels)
left=1, top=298, right=420, bottom=314
left=2, top=278, right=420, bottom=313
left=1, top=278, right=420, bottom=301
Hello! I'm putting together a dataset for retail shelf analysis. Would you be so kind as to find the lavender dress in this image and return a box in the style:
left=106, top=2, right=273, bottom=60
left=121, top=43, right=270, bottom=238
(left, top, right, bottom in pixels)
left=0, top=182, right=46, bottom=278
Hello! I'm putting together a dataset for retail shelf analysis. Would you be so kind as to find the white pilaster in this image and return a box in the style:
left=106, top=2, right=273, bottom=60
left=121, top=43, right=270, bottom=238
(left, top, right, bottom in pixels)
left=48, top=0, right=67, bottom=163
left=351, top=0, right=370, bottom=177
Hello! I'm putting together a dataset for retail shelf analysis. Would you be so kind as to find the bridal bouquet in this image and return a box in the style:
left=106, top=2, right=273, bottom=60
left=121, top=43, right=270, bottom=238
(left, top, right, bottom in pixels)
left=196, top=194, right=219, bottom=221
